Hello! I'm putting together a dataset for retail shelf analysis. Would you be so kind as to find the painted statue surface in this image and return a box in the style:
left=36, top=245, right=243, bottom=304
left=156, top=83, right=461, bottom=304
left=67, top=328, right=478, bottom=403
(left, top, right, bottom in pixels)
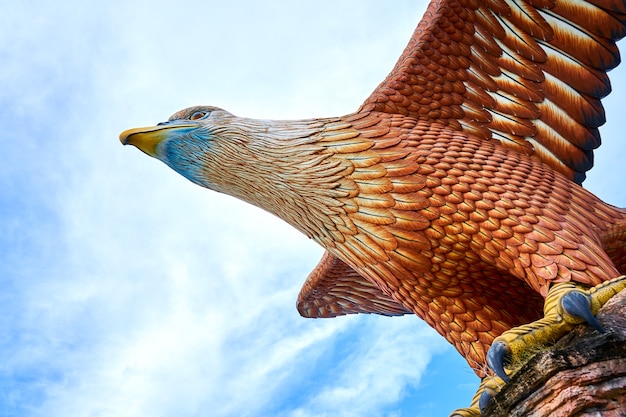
left=121, top=1, right=626, bottom=414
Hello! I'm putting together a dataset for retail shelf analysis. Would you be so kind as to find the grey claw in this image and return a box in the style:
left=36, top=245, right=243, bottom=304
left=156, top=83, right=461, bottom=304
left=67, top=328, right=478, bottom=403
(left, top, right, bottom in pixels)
left=561, top=291, right=605, bottom=333
left=479, top=387, right=494, bottom=414
left=487, top=340, right=510, bottom=383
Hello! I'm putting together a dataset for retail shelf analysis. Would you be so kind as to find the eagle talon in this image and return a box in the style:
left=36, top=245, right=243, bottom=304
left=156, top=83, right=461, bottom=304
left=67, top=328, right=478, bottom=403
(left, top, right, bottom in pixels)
left=486, top=340, right=511, bottom=382
left=561, top=291, right=605, bottom=333
left=478, top=388, right=495, bottom=413
left=449, top=377, right=506, bottom=416
left=482, top=277, right=626, bottom=401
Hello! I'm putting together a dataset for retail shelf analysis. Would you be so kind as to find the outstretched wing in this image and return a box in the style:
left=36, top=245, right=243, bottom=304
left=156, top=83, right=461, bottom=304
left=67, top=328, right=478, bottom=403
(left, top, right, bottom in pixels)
left=359, top=0, right=626, bottom=184
left=297, top=251, right=412, bottom=318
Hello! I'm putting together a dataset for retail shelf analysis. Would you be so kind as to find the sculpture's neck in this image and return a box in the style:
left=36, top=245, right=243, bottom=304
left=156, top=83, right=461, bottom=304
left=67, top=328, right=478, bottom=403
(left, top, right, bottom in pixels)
left=204, top=116, right=355, bottom=243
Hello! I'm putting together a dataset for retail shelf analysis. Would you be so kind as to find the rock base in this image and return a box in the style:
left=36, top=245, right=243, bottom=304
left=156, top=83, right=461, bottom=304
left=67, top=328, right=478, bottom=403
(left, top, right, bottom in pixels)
left=483, top=290, right=626, bottom=417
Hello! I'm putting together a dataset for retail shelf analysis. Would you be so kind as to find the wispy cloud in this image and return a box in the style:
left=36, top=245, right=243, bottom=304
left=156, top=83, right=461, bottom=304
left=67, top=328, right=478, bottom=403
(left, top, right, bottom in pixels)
left=285, top=318, right=444, bottom=417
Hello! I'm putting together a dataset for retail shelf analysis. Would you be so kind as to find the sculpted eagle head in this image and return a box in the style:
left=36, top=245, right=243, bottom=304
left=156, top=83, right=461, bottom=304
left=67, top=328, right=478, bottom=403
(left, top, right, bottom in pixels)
left=120, top=106, right=239, bottom=190
left=119, top=105, right=350, bottom=240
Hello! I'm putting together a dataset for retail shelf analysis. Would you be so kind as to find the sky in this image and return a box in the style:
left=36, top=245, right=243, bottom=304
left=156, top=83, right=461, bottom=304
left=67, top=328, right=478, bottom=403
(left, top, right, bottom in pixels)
left=2, top=1, right=626, bottom=416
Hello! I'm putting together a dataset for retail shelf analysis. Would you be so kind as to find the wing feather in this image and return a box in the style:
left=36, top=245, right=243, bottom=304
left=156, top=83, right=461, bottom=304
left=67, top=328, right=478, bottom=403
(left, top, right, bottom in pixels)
left=540, top=9, right=621, bottom=69
left=359, top=0, right=626, bottom=183
left=508, top=0, right=554, bottom=40
left=542, top=72, right=605, bottom=127
left=540, top=43, right=611, bottom=97
left=297, top=251, right=412, bottom=318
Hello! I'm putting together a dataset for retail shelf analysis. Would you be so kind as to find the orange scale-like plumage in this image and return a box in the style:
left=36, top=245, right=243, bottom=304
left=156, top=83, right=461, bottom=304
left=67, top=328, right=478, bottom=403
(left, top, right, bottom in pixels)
left=123, top=0, right=626, bottom=382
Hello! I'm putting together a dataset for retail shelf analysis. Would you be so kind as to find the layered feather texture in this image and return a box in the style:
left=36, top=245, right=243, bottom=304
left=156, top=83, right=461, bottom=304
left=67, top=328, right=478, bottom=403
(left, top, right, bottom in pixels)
left=360, top=0, right=626, bottom=183
left=123, top=0, right=626, bottom=377
left=292, top=112, right=626, bottom=374
left=158, top=107, right=626, bottom=375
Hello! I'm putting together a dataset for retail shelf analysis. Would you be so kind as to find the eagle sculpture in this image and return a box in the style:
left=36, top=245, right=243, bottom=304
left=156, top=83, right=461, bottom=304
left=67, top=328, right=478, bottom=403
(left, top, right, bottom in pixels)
left=120, top=1, right=626, bottom=415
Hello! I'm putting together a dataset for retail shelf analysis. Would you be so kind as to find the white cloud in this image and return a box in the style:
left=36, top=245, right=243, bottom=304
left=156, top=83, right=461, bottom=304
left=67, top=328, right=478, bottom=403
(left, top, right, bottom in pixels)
left=286, top=319, right=444, bottom=417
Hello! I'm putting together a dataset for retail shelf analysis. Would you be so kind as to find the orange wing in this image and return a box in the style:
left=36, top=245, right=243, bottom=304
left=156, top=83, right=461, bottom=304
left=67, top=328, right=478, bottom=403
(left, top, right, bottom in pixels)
left=360, top=0, right=626, bottom=184
left=297, top=250, right=412, bottom=318
left=301, top=0, right=626, bottom=319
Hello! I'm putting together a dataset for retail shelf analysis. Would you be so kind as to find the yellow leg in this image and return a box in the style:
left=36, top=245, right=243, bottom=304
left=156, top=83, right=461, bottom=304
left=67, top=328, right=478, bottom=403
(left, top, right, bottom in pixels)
left=448, top=377, right=506, bottom=417
left=487, top=276, right=626, bottom=382
left=448, top=276, right=625, bottom=416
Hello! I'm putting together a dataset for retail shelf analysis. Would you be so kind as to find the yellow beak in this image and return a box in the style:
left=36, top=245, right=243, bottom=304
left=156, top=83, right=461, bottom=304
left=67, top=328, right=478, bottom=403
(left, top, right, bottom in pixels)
left=119, top=123, right=199, bottom=157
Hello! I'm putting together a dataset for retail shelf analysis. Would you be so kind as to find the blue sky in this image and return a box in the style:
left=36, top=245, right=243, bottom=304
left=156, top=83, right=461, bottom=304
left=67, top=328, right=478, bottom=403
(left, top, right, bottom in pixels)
left=2, top=1, right=626, bottom=416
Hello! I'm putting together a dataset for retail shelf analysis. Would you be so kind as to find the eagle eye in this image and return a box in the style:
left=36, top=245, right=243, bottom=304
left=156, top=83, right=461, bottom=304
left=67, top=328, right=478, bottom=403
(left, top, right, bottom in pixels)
left=189, top=111, right=209, bottom=121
